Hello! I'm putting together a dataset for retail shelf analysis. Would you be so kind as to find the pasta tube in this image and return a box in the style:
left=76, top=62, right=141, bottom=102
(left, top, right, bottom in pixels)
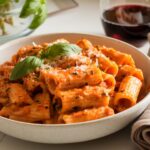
left=78, top=43, right=119, bottom=76
left=98, top=54, right=118, bottom=76
left=8, top=83, right=33, bottom=104
left=62, top=106, right=114, bottom=123
left=113, top=76, right=142, bottom=112
left=42, top=65, right=102, bottom=94
left=101, top=72, right=116, bottom=92
left=53, top=85, right=110, bottom=113
left=0, top=103, right=50, bottom=123
left=99, top=46, right=135, bottom=67
left=116, top=65, right=144, bottom=81
left=77, top=39, right=94, bottom=51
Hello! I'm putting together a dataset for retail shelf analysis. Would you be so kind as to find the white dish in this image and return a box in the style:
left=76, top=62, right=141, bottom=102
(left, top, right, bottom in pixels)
left=0, top=33, right=149, bottom=144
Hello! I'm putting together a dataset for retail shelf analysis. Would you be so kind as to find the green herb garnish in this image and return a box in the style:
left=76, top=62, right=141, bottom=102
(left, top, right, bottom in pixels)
left=20, top=0, right=47, bottom=29
left=10, top=42, right=81, bottom=80
left=41, top=42, right=81, bottom=59
left=19, top=0, right=41, bottom=18
left=10, top=56, right=43, bottom=81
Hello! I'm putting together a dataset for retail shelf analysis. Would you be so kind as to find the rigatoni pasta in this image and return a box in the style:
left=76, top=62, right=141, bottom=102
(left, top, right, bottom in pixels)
left=77, top=39, right=119, bottom=76
left=8, top=83, right=33, bottom=105
left=98, top=54, right=118, bottom=77
left=113, top=76, right=142, bottom=112
left=99, top=46, right=135, bottom=67
left=116, top=65, right=144, bottom=81
left=0, top=38, right=144, bottom=124
left=53, top=85, right=110, bottom=113
left=0, top=103, right=50, bottom=123
left=62, top=106, right=114, bottom=124
left=41, top=65, right=102, bottom=94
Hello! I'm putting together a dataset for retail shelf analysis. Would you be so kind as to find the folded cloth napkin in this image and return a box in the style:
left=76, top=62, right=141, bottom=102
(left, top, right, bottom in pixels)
left=131, top=104, right=150, bottom=150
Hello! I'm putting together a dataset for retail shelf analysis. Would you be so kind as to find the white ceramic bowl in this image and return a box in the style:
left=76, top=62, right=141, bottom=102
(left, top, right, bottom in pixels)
left=0, top=33, right=150, bottom=144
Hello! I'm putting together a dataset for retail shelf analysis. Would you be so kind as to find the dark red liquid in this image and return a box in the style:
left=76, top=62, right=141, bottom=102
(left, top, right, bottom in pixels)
left=101, top=4, right=150, bottom=47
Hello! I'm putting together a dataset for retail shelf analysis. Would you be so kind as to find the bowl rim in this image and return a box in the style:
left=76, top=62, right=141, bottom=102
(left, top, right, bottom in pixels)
left=0, top=32, right=150, bottom=127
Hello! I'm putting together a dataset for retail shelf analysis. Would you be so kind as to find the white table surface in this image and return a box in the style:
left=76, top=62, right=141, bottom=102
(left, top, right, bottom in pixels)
left=0, top=0, right=149, bottom=149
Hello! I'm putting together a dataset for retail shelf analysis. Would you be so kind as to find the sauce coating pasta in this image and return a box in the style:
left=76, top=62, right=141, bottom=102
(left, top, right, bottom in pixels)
left=0, top=39, right=144, bottom=124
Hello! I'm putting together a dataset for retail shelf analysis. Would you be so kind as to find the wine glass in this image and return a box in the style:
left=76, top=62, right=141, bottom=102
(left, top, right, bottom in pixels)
left=100, top=0, right=150, bottom=47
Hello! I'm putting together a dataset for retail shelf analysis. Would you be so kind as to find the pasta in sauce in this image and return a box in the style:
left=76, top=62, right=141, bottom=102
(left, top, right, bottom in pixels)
left=0, top=39, right=144, bottom=124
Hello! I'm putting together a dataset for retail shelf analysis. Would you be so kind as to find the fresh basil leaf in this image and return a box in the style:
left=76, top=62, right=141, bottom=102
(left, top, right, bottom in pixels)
left=29, top=2, right=47, bottom=29
left=41, top=43, right=81, bottom=59
left=10, top=56, right=43, bottom=81
left=19, top=0, right=47, bottom=29
left=20, top=0, right=40, bottom=18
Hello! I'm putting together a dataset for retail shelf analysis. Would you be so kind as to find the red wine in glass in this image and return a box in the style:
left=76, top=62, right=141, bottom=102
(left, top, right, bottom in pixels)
left=101, top=4, right=150, bottom=47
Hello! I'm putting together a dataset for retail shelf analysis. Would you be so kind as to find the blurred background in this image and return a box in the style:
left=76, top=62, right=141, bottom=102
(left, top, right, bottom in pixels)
left=0, top=0, right=150, bottom=49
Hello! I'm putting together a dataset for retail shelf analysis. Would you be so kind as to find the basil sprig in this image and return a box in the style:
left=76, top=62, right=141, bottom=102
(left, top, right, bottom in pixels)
left=20, top=0, right=47, bottom=29
left=41, top=43, right=81, bottom=59
left=10, top=42, right=81, bottom=81
left=10, top=56, right=43, bottom=81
